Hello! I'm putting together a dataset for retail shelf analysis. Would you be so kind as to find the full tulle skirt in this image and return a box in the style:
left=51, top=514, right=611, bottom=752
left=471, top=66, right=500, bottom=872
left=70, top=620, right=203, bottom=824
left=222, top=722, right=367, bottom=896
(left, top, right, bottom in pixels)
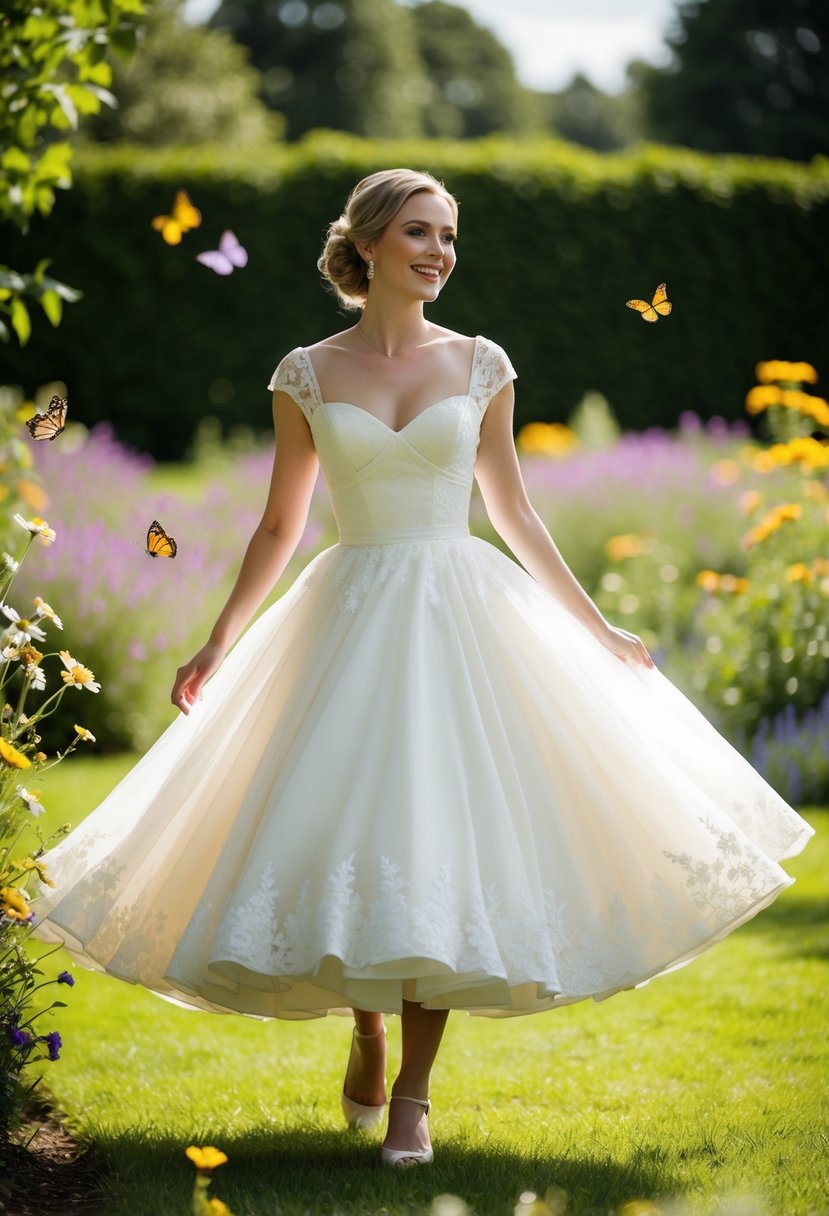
left=33, top=536, right=813, bottom=1018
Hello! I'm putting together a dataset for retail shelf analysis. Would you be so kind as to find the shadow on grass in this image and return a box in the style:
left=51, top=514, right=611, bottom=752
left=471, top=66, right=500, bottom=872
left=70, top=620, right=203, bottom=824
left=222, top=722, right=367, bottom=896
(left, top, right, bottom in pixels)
left=741, top=890, right=829, bottom=960
left=90, top=1124, right=684, bottom=1216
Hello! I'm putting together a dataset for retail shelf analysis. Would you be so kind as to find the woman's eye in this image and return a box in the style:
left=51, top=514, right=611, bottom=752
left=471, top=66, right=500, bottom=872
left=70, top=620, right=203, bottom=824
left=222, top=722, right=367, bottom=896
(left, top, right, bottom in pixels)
left=442, top=234, right=457, bottom=244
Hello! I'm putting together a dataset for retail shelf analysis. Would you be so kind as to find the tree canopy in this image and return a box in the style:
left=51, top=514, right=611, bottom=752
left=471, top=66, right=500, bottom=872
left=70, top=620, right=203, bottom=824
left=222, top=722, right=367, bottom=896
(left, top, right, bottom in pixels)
left=89, top=0, right=280, bottom=146
left=640, top=0, right=828, bottom=160
left=409, top=1, right=542, bottom=138
left=209, top=0, right=428, bottom=139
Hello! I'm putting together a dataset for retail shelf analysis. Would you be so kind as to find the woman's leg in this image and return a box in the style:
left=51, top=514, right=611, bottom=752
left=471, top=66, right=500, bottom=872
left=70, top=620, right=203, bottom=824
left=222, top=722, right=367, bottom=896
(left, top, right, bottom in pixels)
left=383, top=1000, right=449, bottom=1153
left=344, top=1008, right=387, bottom=1106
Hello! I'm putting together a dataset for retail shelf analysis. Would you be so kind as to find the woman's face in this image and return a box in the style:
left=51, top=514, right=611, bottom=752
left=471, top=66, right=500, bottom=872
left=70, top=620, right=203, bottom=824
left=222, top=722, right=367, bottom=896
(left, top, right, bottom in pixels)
left=369, top=191, right=457, bottom=301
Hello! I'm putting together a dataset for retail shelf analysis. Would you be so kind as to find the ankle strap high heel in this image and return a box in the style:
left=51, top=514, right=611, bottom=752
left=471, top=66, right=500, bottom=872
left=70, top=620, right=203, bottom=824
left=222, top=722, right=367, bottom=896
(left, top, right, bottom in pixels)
left=379, top=1095, right=434, bottom=1166
left=341, top=1026, right=387, bottom=1130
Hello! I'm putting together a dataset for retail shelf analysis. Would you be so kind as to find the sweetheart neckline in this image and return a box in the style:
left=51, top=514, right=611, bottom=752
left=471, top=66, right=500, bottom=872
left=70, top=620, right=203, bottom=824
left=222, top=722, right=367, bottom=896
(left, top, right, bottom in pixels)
left=300, top=335, right=482, bottom=435
left=317, top=396, right=471, bottom=435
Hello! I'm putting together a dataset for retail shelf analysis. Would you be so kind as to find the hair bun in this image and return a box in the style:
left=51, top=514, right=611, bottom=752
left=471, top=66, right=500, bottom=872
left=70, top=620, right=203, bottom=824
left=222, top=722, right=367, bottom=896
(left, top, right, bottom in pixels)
left=317, top=169, right=457, bottom=312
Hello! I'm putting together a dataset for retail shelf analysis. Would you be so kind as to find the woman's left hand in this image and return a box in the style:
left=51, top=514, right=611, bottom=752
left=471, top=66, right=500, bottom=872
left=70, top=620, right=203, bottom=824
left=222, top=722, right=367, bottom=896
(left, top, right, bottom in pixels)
left=598, top=623, right=655, bottom=668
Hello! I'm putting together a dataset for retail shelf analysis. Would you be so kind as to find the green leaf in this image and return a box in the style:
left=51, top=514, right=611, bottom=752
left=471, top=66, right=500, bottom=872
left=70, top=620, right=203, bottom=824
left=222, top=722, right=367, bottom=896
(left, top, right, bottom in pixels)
left=40, top=291, right=62, bottom=327
left=42, top=84, right=78, bottom=131
left=10, top=297, right=31, bottom=346
left=0, top=147, right=31, bottom=176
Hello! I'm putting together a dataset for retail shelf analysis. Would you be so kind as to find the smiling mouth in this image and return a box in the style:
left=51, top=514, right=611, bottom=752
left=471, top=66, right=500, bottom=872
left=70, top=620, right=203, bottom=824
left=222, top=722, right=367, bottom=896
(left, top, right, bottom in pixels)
left=412, top=265, right=441, bottom=281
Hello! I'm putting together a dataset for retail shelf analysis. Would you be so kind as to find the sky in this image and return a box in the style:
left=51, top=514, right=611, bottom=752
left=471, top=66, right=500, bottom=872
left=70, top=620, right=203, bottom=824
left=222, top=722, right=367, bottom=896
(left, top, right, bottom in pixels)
left=184, top=0, right=679, bottom=95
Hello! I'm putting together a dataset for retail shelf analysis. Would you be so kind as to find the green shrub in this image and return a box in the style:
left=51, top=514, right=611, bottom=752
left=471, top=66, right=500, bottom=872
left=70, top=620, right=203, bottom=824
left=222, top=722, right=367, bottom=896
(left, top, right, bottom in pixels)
left=1, top=134, right=827, bottom=458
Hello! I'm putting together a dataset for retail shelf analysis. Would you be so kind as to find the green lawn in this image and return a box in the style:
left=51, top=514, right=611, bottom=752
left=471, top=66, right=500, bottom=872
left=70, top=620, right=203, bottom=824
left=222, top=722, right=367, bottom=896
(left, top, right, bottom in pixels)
left=22, top=759, right=829, bottom=1216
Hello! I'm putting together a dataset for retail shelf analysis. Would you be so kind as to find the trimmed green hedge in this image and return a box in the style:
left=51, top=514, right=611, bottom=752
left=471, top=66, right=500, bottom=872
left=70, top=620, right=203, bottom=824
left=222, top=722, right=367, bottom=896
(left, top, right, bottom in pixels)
left=3, top=133, right=828, bottom=458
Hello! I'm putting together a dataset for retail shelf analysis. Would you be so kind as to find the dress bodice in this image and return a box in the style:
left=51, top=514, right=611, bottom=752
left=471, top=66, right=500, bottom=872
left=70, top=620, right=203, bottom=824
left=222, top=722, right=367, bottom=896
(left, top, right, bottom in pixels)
left=268, top=336, right=516, bottom=544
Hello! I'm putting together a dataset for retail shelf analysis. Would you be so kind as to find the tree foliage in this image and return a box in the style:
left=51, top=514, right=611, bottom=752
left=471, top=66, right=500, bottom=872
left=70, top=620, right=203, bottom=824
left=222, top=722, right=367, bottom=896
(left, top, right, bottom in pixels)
left=409, top=1, right=541, bottom=138
left=544, top=73, right=643, bottom=152
left=640, top=0, right=829, bottom=160
left=209, top=0, right=428, bottom=139
left=0, top=0, right=144, bottom=344
left=87, top=0, right=281, bottom=146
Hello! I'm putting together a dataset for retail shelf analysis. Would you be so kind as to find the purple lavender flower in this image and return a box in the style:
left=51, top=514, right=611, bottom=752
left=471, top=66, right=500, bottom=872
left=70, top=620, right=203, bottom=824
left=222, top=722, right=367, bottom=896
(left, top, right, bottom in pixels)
left=42, top=1030, right=62, bottom=1060
left=7, top=1023, right=32, bottom=1048
left=56, top=970, right=75, bottom=987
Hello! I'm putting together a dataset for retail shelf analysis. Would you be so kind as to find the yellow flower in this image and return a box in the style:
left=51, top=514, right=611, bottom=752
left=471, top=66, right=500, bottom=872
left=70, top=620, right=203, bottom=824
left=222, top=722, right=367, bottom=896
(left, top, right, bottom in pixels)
left=516, top=421, right=578, bottom=457
left=74, top=724, right=97, bottom=743
left=0, top=738, right=32, bottom=769
left=1, top=885, right=32, bottom=921
left=59, top=651, right=101, bottom=693
left=208, top=1201, right=231, bottom=1215
left=12, top=857, right=54, bottom=887
left=696, top=571, right=748, bottom=594
left=718, top=574, right=749, bottom=594
left=773, top=503, right=802, bottom=523
left=19, top=645, right=43, bottom=667
left=755, top=359, right=818, bottom=385
left=786, top=563, right=813, bottom=583
left=739, top=489, right=763, bottom=516
left=605, top=534, right=645, bottom=562
left=695, top=570, right=721, bottom=593
left=744, top=384, right=781, bottom=413
left=185, top=1146, right=228, bottom=1174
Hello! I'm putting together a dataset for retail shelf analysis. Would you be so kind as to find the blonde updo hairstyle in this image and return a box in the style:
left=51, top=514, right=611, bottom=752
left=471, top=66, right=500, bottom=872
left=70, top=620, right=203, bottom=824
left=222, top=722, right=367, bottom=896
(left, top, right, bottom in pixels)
left=317, top=168, right=458, bottom=311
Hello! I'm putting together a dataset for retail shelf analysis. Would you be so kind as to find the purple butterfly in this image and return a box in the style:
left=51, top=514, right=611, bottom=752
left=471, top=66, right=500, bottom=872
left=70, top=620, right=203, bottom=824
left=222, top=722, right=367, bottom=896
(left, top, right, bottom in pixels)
left=196, top=230, right=249, bottom=275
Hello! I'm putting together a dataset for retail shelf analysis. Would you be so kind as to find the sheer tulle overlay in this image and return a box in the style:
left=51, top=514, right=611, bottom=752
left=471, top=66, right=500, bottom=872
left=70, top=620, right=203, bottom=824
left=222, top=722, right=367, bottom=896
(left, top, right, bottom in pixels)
left=33, top=337, right=813, bottom=1019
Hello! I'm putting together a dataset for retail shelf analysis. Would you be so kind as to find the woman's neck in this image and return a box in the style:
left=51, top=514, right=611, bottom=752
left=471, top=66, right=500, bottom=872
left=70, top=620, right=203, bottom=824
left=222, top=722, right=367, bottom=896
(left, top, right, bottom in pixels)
left=355, top=300, right=431, bottom=358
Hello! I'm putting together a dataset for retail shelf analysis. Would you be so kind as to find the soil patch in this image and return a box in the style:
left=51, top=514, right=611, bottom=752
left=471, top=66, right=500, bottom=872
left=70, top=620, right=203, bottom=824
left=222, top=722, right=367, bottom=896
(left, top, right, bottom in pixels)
left=0, top=1100, right=104, bottom=1216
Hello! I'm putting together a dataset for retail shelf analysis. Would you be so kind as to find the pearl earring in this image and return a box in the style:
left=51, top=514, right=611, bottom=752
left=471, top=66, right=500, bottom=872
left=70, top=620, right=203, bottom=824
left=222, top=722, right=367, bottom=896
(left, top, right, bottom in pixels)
left=366, top=259, right=375, bottom=280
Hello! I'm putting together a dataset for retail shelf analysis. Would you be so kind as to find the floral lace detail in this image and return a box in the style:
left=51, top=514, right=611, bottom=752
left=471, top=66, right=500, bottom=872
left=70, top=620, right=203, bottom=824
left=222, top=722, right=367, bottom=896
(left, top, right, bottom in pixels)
left=663, top=816, right=782, bottom=920
left=333, top=540, right=444, bottom=618
left=470, top=338, right=517, bottom=415
left=728, top=790, right=808, bottom=858
left=267, top=348, right=319, bottom=423
left=178, top=810, right=789, bottom=1000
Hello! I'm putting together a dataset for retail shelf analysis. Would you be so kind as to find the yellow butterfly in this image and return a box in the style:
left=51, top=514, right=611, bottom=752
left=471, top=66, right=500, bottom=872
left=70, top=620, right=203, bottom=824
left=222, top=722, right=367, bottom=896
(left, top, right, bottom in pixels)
left=26, top=395, right=68, bottom=441
left=145, top=520, right=177, bottom=559
left=626, top=282, right=672, bottom=323
left=151, top=190, right=202, bottom=246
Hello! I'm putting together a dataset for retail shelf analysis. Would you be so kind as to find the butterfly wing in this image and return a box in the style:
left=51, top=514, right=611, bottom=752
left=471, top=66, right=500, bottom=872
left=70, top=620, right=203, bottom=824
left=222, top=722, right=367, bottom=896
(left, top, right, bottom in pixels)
left=218, top=230, right=248, bottom=269
left=152, top=191, right=201, bottom=245
left=172, top=190, right=202, bottom=234
left=27, top=395, right=68, bottom=441
left=196, top=249, right=234, bottom=275
left=145, top=520, right=177, bottom=559
left=651, top=282, right=672, bottom=316
left=152, top=214, right=182, bottom=246
left=626, top=298, right=659, bottom=323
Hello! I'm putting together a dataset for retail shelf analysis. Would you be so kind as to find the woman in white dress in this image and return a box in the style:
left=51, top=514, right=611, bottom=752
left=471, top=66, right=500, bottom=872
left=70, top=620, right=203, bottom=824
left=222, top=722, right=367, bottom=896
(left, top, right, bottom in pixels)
left=35, top=169, right=813, bottom=1168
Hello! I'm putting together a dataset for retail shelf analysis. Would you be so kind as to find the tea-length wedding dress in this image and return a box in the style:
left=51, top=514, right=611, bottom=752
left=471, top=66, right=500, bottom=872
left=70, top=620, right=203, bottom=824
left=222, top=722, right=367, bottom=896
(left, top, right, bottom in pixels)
left=33, top=336, right=813, bottom=1018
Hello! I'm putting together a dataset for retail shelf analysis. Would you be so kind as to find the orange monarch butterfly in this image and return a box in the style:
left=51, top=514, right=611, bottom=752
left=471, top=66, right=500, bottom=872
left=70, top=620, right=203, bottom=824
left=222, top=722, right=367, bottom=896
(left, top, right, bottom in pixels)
left=26, top=395, right=68, bottom=441
left=626, top=282, right=672, bottom=323
left=145, top=520, right=177, bottom=559
left=151, top=190, right=202, bottom=246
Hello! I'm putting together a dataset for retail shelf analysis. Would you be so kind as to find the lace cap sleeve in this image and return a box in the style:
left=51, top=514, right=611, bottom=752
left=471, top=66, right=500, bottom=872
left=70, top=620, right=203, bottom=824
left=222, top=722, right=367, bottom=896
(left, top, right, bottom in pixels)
left=267, top=347, right=318, bottom=423
left=471, top=336, right=517, bottom=413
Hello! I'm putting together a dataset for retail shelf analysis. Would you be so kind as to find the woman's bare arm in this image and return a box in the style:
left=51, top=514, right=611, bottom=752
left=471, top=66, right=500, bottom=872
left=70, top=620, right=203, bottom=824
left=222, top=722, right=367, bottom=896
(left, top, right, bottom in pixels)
left=171, top=392, right=320, bottom=711
left=474, top=383, right=653, bottom=667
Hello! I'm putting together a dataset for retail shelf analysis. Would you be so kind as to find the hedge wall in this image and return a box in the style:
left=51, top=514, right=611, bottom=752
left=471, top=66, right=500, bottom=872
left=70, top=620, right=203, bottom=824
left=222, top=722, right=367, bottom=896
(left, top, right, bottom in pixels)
left=2, top=133, right=828, bottom=459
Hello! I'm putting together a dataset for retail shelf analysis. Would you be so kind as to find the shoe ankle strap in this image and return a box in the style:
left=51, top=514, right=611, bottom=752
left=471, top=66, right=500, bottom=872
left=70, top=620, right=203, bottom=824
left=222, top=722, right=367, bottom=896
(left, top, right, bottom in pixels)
left=390, top=1094, right=430, bottom=1114
left=354, top=1025, right=386, bottom=1040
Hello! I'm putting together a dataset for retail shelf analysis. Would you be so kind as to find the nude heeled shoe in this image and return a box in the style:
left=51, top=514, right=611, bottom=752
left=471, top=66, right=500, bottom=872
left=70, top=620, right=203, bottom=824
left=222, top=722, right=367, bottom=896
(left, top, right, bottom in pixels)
left=341, top=1025, right=387, bottom=1129
left=379, top=1095, right=434, bottom=1166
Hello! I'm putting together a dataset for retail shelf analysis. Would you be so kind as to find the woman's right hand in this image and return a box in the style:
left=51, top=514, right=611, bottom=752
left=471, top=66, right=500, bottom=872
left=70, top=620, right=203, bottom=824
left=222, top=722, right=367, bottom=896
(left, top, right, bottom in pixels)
left=171, top=640, right=224, bottom=714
